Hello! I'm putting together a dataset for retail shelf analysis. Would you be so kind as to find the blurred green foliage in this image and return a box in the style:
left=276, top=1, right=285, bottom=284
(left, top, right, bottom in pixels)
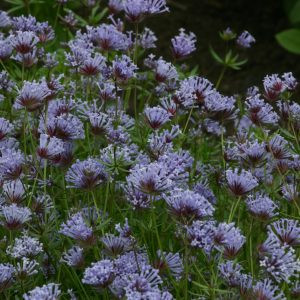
left=276, top=0, right=300, bottom=54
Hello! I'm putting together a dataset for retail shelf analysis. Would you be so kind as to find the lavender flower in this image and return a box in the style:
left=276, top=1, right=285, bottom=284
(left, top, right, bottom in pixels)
left=82, top=259, right=115, bottom=288
left=193, top=182, right=217, bottom=205
left=236, top=30, right=255, bottom=48
left=226, top=168, right=258, bottom=196
left=6, top=230, right=43, bottom=258
left=204, top=93, right=238, bottom=121
left=218, top=260, right=243, bottom=287
left=0, top=263, right=15, bottom=292
left=165, top=188, right=214, bottom=223
left=0, top=204, right=31, bottom=230
left=186, top=220, right=216, bottom=254
left=89, top=112, right=111, bottom=136
left=260, top=245, right=300, bottom=283
left=246, top=94, right=279, bottom=125
left=266, top=134, right=290, bottom=160
left=282, top=72, right=298, bottom=90
left=263, top=74, right=286, bottom=101
left=101, top=234, right=130, bottom=257
left=37, top=134, right=64, bottom=161
left=171, top=28, right=196, bottom=60
left=252, top=279, right=286, bottom=300
left=79, top=53, right=106, bottom=76
left=174, top=76, right=214, bottom=107
left=66, top=158, right=108, bottom=189
left=14, top=80, right=51, bottom=112
left=144, top=106, right=170, bottom=129
left=0, top=11, right=11, bottom=28
left=282, top=184, right=298, bottom=202
left=89, top=24, right=130, bottom=51
left=213, top=222, right=246, bottom=258
left=123, top=184, right=152, bottom=209
left=154, top=250, right=183, bottom=280
left=61, top=246, right=84, bottom=268
left=0, top=71, right=14, bottom=92
left=123, top=266, right=162, bottom=297
left=246, top=193, right=278, bottom=220
left=154, top=58, right=178, bottom=82
left=23, top=283, right=61, bottom=300
left=268, top=218, right=300, bottom=246
left=0, top=117, right=14, bottom=142
left=98, top=82, right=116, bottom=102
left=2, top=179, right=25, bottom=204
left=10, top=31, right=38, bottom=54
left=126, top=162, right=172, bottom=194
left=45, top=114, right=84, bottom=140
left=108, top=0, right=124, bottom=14
left=139, top=27, right=157, bottom=49
left=112, top=54, right=137, bottom=83
left=0, top=38, right=13, bottom=60
left=15, top=257, right=39, bottom=280
left=11, top=15, right=37, bottom=32
left=59, top=212, right=95, bottom=245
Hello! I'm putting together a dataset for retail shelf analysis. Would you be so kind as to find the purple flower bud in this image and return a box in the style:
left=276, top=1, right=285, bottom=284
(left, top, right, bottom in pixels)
left=171, top=28, right=196, bottom=60
left=236, top=30, right=255, bottom=48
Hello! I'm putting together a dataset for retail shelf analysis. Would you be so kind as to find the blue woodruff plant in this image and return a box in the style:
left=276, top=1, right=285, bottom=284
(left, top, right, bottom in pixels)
left=0, top=0, right=299, bottom=299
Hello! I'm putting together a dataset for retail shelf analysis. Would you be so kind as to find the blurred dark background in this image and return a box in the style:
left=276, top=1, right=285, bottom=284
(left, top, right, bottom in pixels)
left=147, top=0, right=300, bottom=94
left=1, top=0, right=299, bottom=95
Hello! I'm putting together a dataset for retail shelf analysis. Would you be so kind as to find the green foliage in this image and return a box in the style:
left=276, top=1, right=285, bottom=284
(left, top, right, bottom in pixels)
left=276, top=0, right=300, bottom=54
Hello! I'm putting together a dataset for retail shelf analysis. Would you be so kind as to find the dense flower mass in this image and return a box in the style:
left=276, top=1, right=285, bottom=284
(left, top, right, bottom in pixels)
left=0, top=2, right=298, bottom=300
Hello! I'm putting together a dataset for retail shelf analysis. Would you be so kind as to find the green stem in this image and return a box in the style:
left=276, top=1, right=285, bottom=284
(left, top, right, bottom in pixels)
left=183, top=107, right=193, bottom=135
left=215, top=65, right=226, bottom=89
left=228, top=196, right=241, bottom=223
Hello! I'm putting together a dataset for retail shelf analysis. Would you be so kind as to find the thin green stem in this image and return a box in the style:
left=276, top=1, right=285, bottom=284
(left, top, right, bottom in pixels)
left=183, top=107, right=194, bottom=135
left=215, top=65, right=226, bottom=89
left=228, top=196, right=241, bottom=223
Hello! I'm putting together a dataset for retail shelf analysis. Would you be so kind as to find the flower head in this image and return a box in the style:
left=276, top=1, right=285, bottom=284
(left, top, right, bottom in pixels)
left=171, top=28, right=196, bottom=60
left=246, top=94, right=279, bottom=125
left=82, top=259, right=115, bottom=288
left=0, top=263, right=15, bottom=292
left=23, top=283, right=61, bottom=300
left=14, top=80, right=51, bottom=112
left=236, top=30, right=255, bottom=48
left=59, top=212, right=95, bottom=245
left=66, top=158, right=108, bottom=189
left=0, top=204, right=31, bottom=230
left=126, top=162, right=173, bottom=194
left=165, top=188, right=214, bottom=223
left=226, top=168, right=258, bottom=196
left=144, top=106, right=170, bottom=129
left=246, top=193, right=278, bottom=220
